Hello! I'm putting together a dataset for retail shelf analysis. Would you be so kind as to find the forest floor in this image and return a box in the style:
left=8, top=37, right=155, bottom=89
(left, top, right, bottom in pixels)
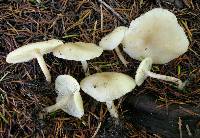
left=0, top=0, right=200, bottom=137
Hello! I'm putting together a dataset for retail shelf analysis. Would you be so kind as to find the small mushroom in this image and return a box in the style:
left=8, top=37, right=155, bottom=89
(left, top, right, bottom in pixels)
left=122, top=8, right=189, bottom=89
left=135, top=58, right=186, bottom=89
left=53, top=42, right=103, bottom=76
left=80, top=72, right=136, bottom=118
left=6, top=39, right=63, bottom=82
left=99, top=26, right=129, bottom=66
left=45, top=75, right=84, bottom=118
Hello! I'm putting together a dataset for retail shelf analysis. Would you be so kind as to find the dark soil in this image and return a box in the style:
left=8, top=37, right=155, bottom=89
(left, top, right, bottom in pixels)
left=0, top=0, right=199, bottom=137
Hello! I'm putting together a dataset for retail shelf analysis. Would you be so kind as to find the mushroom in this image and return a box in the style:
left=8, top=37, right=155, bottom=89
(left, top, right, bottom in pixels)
left=6, top=39, right=63, bottom=82
left=122, top=8, right=189, bottom=89
left=135, top=58, right=186, bottom=89
left=45, top=75, right=84, bottom=118
left=53, top=42, right=103, bottom=76
left=80, top=72, right=136, bottom=118
left=99, top=26, right=129, bottom=66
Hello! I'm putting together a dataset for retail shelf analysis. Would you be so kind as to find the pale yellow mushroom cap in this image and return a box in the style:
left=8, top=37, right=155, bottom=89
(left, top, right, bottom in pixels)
left=46, top=75, right=84, bottom=118
left=80, top=72, right=136, bottom=102
left=122, top=8, right=189, bottom=64
left=99, top=26, right=128, bottom=50
left=53, top=42, right=103, bottom=61
left=6, top=39, right=63, bottom=63
left=55, top=75, right=80, bottom=96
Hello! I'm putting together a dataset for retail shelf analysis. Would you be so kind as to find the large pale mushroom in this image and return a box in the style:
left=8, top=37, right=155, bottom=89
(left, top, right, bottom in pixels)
left=80, top=72, right=136, bottom=118
left=99, top=26, right=129, bottom=66
left=45, top=75, right=84, bottom=118
left=122, top=8, right=189, bottom=89
left=53, top=42, right=103, bottom=76
left=6, top=39, right=63, bottom=82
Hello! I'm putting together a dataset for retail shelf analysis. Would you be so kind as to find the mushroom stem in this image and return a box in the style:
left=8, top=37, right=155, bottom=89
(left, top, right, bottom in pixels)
left=81, top=61, right=90, bottom=76
left=34, top=50, right=51, bottom=82
left=45, top=104, right=61, bottom=113
left=106, top=101, right=118, bottom=118
left=45, top=97, right=68, bottom=113
left=146, top=71, right=185, bottom=89
left=114, top=47, right=129, bottom=67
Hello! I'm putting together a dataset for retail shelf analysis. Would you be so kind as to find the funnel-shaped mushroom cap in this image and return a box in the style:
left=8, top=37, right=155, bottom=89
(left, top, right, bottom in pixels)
left=56, top=91, right=84, bottom=118
left=135, top=57, right=152, bottom=86
left=122, top=8, right=189, bottom=64
left=99, top=26, right=128, bottom=50
left=80, top=72, right=136, bottom=102
left=6, top=39, right=63, bottom=63
left=55, top=75, right=80, bottom=96
left=53, top=42, right=103, bottom=61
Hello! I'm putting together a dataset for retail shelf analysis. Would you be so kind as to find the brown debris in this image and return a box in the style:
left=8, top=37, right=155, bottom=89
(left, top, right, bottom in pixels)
left=0, top=0, right=199, bottom=137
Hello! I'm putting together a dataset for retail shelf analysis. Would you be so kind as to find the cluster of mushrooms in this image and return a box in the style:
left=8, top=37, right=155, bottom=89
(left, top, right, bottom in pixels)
left=6, top=8, right=189, bottom=119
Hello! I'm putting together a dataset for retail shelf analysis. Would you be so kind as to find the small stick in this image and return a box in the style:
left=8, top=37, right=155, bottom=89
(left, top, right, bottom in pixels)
left=98, top=0, right=127, bottom=24
left=93, top=20, right=98, bottom=43
left=100, top=4, right=103, bottom=32
left=36, top=0, right=41, bottom=3
left=164, top=94, right=169, bottom=115
left=185, top=124, right=192, bottom=137
left=91, top=122, right=102, bottom=138
left=178, top=117, right=183, bottom=138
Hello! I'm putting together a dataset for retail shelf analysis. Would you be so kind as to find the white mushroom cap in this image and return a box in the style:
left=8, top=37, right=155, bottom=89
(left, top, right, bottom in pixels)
left=135, top=57, right=152, bottom=86
left=45, top=75, right=84, bottom=118
left=55, top=75, right=80, bottom=96
left=6, top=39, right=63, bottom=63
left=53, top=42, right=103, bottom=61
left=99, top=26, right=128, bottom=50
left=99, top=26, right=129, bottom=66
left=122, top=8, right=189, bottom=64
left=56, top=91, right=84, bottom=118
left=80, top=72, right=136, bottom=102
left=6, top=39, right=63, bottom=82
